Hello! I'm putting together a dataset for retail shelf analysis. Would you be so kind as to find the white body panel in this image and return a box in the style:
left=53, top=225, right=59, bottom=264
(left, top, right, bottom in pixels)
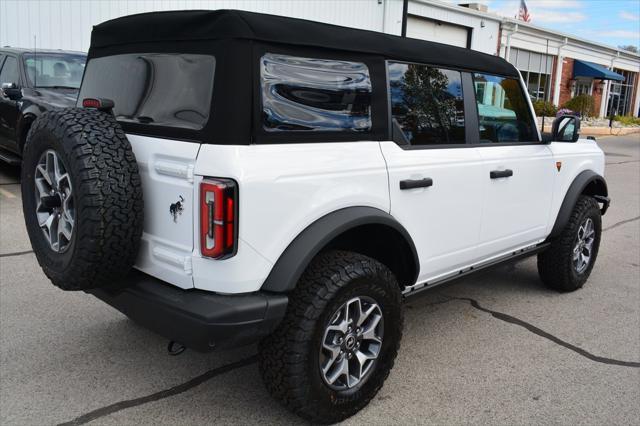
left=545, top=139, right=606, bottom=235
left=128, top=134, right=604, bottom=295
left=379, top=142, right=485, bottom=282
left=128, top=134, right=200, bottom=290
left=192, top=142, right=389, bottom=293
left=474, top=145, right=555, bottom=259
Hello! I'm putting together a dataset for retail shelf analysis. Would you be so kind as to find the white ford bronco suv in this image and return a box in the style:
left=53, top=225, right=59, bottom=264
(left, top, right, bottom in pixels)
left=21, top=10, right=610, bottom=423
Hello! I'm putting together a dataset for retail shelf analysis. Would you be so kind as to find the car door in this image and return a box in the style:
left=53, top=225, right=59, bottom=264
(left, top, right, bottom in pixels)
left=471, top=72, right=555, bottom=259
left=381, top=62, right=485, bottom=286
left=0, top=55, right=21, bottom=152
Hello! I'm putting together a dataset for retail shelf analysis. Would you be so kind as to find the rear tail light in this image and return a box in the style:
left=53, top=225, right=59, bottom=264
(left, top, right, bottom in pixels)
left=82, top=97, right=115, bottom=112
left=200, top=179, right=238, bottom=259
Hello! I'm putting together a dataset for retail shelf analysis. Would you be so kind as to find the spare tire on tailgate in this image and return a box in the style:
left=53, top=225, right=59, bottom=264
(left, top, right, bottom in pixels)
left=21, top=108, right=144, bottom=290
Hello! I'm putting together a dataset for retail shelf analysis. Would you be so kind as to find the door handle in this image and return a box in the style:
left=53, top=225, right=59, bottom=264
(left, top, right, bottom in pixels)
left=490, top=169, right=513, bottom=179
left=400, top=178, right=433, bottom=190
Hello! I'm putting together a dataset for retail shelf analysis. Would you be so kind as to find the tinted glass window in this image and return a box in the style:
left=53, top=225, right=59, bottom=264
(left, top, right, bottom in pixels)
left=473, top=73, right=536, bottom=143
left=261, top=53, right=372, bottom=132
left=388, top=62, right=465, bottom=145
left=0, top=56, right=20, bottom=85
left=79, top=53, right=215, bottom=130
left=23, top=53, right=86, bottom=89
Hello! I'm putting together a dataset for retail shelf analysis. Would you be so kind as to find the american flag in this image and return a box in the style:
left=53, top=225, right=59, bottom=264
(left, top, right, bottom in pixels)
left=518, top=0, right=531, bottom=22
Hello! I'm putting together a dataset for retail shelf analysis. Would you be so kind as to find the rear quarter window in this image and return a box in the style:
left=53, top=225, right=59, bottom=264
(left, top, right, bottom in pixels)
left=78, top=53, right=215, bottom=130
left=260, top=53, right=372, bottom=132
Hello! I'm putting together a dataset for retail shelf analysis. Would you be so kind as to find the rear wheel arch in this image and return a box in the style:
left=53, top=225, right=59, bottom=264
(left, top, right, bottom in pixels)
left=549, top=170, right=608, bottom=239
left=260, top=207, right=419, bottom=293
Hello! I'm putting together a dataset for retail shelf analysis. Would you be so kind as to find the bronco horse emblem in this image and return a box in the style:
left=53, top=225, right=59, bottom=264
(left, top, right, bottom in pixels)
left=169, top=196, right=185, bottom=222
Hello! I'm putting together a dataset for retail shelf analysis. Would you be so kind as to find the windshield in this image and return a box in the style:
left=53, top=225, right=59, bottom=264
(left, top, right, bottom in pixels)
left=23, top=53, right=86, bottom=89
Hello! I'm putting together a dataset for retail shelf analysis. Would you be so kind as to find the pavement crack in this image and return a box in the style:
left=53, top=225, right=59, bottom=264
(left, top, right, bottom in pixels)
left=446, top=296, right=640, bottom=368
left=56, top=355, right=258, bottom=426
left=603, top=216, right=640, bottom=232
left=0, top=250, right=34, bottom=258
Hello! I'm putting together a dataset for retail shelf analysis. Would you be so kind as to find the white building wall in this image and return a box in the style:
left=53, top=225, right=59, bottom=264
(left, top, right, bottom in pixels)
left=0, top=0, right=405, bottom=52
left=408, top=0, right=501, bottom=55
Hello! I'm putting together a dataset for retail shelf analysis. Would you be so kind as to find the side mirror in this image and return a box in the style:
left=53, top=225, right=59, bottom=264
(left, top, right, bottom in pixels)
left=1, top=82, right=22, bottom=100
left=551, top=115, right=580, bottom=142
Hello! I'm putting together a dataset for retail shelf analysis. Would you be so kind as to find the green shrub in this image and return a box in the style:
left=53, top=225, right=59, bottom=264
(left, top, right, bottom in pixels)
left=532, top=100, right=558, bottom=117
left=562, top=95, right=595, bottom=118
left=613, top=115, right=640, bottom=126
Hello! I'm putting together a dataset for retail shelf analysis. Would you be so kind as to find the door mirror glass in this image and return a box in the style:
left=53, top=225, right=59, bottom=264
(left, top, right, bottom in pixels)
left=1, top=82, right=22, bottom=100
left=552, top=115, right=580, bottom=142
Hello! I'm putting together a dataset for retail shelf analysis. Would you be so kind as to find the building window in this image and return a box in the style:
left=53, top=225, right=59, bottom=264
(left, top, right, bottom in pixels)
left=574, top=79, right=593, bottom=96
left=260, top=53, right=372, bottom=132
left=507, top=48, right=553, bottom=101
left=388, top=62, right=465, bottom=145
left=606, top=69, right=636, bottom=117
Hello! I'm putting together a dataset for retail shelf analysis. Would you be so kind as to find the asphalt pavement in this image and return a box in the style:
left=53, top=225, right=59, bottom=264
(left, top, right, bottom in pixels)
left=1, top=134, right=639, bottom=425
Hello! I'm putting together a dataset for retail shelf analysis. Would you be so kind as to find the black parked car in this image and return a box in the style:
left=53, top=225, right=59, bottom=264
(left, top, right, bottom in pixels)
left=0, top=47, right=86, bottom=164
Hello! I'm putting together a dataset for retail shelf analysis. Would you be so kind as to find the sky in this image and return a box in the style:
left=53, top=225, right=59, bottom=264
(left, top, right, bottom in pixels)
left=444, top=0, right=640, bottom=51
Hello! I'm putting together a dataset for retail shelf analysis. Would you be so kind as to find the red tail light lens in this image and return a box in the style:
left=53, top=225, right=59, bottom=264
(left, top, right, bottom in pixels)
left=82, top=98, right=101, bottom=108
left=200, top=179, right=238, bottom=259
left=82, top=97, right=115, bottom=111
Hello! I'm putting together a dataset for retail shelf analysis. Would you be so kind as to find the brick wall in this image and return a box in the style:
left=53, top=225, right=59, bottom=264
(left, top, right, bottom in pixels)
left=558, top=57, right=574, bottom=107
left=592, top=80, right=604, bottom=117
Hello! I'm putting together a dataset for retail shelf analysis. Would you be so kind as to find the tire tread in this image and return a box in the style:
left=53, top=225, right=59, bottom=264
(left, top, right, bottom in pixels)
left=22, top=108, right=143, bottom=290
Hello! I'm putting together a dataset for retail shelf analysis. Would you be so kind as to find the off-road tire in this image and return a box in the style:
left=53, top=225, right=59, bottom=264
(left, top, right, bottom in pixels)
left=21, top=108, right=143, bottom=290
left=259, top=250, right=403, bottom=424
left=538, top=195, right=601, bottom=292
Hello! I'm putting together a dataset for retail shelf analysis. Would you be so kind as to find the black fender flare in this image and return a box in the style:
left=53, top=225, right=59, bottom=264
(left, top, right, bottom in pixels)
left=260, top=206, right=419, bottom=293
left=549, top=170, right=609, bottom=238
left=17, top=111, right=38, bottom=153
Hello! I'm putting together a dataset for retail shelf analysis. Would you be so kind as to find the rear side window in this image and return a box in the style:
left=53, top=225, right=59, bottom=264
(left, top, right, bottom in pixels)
left=78, top=53, right=215, bottom=130
left=261, top=53, right=372, bottom=132
left=473, top=73, right=536, bottom=143
left=388, top=62, right=465, bottom=146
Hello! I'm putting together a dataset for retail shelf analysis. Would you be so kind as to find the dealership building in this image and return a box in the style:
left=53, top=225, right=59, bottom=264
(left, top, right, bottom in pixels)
left=1, top=0, right=638, bottom=117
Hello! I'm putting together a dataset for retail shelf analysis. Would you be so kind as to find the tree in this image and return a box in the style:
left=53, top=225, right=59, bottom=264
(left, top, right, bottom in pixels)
left=393, top=65, right=458, bottom=143
left=563, top=94, right=595, bottom=118
left=618, top=45, right=638, bottom=53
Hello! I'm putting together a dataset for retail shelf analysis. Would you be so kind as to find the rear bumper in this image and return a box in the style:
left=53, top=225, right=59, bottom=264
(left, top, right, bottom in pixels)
left=89, top=271, right=288, bottom=352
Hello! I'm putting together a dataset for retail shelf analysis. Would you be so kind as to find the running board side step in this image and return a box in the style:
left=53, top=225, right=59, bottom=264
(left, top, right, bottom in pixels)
left=0, top=148, right=21, bottom=166
left=403, top=243, right=550, bottom=298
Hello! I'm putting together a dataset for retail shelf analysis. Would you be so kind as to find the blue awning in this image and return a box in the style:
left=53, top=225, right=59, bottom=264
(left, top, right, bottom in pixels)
left=573, top=60, right=624, bottom=81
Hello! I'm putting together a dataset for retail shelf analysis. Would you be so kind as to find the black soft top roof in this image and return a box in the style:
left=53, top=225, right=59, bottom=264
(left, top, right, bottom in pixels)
left=91, top=9, right=518, bottom=77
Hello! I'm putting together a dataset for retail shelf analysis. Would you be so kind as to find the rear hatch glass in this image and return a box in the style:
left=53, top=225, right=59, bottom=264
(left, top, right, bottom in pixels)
left=78, top=53, right=215, bottom=130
